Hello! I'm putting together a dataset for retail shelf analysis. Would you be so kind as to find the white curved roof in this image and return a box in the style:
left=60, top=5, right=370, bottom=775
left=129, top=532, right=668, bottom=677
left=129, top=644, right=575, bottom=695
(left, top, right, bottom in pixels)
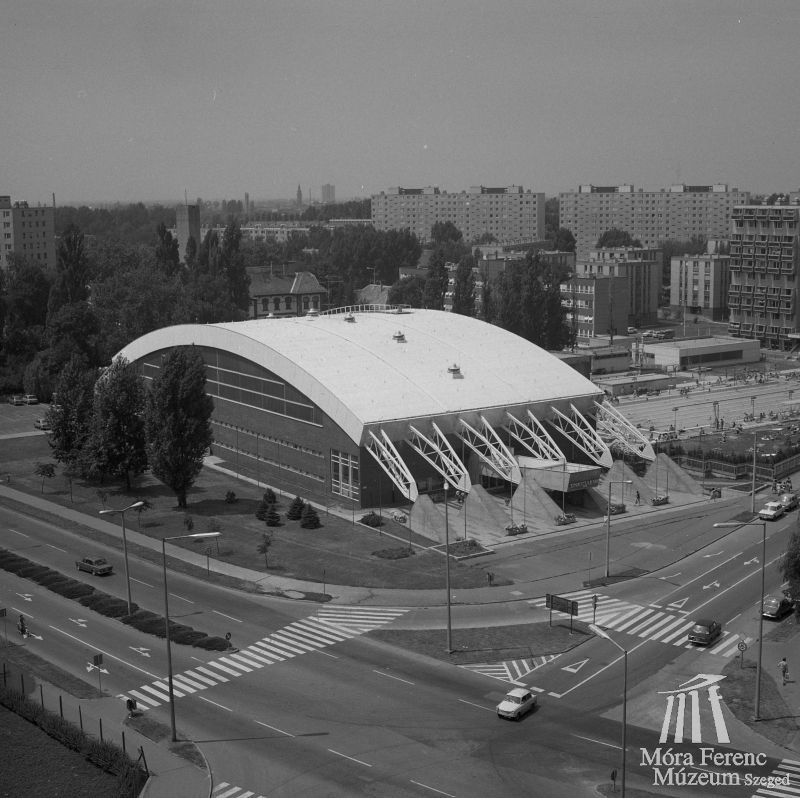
left=117, top=308, right=602, bottom=445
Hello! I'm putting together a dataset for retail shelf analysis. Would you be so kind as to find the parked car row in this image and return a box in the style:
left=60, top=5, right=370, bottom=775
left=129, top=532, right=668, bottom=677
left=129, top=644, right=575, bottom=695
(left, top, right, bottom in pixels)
left=7, top=394, right=38, bottom=405
left=759, top=492, right=799, bottom=521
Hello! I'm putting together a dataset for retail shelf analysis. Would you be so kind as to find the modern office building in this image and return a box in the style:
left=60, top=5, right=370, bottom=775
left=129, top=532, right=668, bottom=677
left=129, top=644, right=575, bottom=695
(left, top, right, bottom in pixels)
left=371, top=185, right=545, bottom=244
left=322, top=184, right=335, bottom=204
left=559, top=184, right=749, bottom=257
left=561, top=274, right=630, bottom=343
left=669, top=248, right=731, bottom=321
left=727, top=201, right=800, bottom=350
left=0, top=196, right=56, bottom=271
left=175, top=204, right=201, bottom=264
left=573, top=247, right=663, bottom=327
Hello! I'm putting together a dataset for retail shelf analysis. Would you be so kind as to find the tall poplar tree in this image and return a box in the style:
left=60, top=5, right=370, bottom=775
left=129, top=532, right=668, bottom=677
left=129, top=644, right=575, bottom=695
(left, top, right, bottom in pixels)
left=144, top=347, right=213, bottom=508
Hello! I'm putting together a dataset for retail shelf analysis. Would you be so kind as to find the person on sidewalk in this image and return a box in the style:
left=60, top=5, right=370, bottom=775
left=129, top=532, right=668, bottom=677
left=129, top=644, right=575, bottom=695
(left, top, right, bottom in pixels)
left=779, top=657, right=789, bottom=686
left=635, top=491, right=641, bottom=506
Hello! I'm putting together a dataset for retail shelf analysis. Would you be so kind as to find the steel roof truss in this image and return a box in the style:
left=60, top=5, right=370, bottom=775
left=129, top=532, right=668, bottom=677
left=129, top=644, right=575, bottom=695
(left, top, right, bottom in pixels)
left=548, top=403, right=613, bottom=468
left=458, top=417, right=521, bottom=484
left=366, top=430, right=419, bottom=501
left=593, top=401, right=655, bottom=462
left=407, top=423, right=470, bottom=492
left=503, top=410, right=566, bottom=462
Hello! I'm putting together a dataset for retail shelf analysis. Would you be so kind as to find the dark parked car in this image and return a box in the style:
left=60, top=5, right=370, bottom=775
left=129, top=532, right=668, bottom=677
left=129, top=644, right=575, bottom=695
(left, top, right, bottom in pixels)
left=687, top=618, right=723, bottom=646
left=763, top=595, right=794, bottom=620
left=76, top=556, right=113, bottom=576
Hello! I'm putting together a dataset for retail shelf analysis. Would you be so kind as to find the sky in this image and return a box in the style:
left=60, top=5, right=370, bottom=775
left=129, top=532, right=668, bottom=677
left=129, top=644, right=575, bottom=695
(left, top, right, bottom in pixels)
left=2, top=0, right=799, bottom=205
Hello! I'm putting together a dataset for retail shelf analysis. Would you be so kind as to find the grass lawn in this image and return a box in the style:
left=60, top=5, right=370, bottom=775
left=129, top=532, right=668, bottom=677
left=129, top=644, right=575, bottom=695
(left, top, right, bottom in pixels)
left=2, top=436, right=495, bottom=591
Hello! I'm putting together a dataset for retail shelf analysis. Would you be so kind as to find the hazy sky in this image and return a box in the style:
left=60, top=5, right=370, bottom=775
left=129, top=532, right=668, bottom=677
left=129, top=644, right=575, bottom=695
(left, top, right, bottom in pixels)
left=2, top=1, right=799, bottom=205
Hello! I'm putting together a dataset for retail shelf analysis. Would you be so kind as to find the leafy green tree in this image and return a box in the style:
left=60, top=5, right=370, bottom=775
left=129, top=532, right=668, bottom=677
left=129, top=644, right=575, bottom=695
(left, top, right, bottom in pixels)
left=431, top=221, right=463, bottom=246
left=388, top=276, right=426, bottom=308
left=423, top=251, right=448, bottom=310
left=49, top=355, right=97, bottom=469
left=596, top=228, right=642, bottom=249
left=221, top=220, right=251, bottom=310
left=300, top=503, right=321, bottom=529
left=34, top=463, right=56, bottom=493
left=45, top=301, right=102, bottom=373
left=256, top=532, right=273, bottom=567
left=48, top=224, right=90, bottom=321
left=451, top=257, right=476, bottom=316
left=780, top=526, right=800, bottom=601
left=154, top=222, right=180, bottom=274
left=551, top=227, right=576, bottom=253
left=286, top=496, right=305, bottom=520
left=87, top=357, right=148, bottom=490
left=144, top=347, right=213, bottom=508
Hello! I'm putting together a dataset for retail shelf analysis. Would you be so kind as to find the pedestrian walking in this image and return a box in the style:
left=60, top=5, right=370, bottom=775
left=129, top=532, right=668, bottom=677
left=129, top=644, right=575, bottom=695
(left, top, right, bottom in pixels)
left=635, top=491, right=641, bottom=505
left=779, top=657, right=789, bottom=686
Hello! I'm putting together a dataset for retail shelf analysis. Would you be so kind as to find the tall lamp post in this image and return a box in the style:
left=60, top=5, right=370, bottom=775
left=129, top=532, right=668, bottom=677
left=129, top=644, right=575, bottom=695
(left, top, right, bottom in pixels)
left=162, top=532, right=221, bottom=741
left=98, top=500, right=144, bottom=615
left=590, top=624, right=627, bottom=798
left=605, top=480, right=632, bottom=579
left=443, top=482, right=453, bottom=653
left=714, top=520, right=766, bottom=720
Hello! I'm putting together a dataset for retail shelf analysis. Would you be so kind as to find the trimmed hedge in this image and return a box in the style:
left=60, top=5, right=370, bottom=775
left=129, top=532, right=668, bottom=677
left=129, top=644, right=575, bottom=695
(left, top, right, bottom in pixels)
left=0, top=685, right=146, bottom=796
left=0, top=547, right=230, bottom=652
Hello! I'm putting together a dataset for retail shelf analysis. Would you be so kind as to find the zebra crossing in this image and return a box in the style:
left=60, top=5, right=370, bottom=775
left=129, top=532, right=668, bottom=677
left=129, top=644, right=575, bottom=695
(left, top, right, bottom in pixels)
left=460, top=654, right=560, bottom=684
left=118, top=605, right=408, bottom=711
left=529, top=589, right=750, bottom=658
left=212, top=780, right=264, bottom=798
left=750, top=758, right=800, bottom=798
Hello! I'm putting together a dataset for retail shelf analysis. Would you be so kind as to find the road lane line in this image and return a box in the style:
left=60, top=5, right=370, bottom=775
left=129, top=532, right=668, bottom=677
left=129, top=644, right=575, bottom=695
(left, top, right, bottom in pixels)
left=46, top=544, right=67, bottom=553
left=327, top=749, right=372, bottom=767
left=255, top=720, right=294, bottom=737
left=198, top=695, right=232, bottom=712
left=169, top=592, right=194, bottom=604
left=49, top=626, right=160, bottom=679
left=373, top=670, right=415, bottom=686
left=409, top=780, right=456, bottom=797
left=457, top=698, right=494, bottom=712
left=212, top=610, right=242, bottom=623
left=571, top=733, right=621, bottom=750
left=130, top=577, right=154, bottom=587
left=8, top=529, right=28, bottom=537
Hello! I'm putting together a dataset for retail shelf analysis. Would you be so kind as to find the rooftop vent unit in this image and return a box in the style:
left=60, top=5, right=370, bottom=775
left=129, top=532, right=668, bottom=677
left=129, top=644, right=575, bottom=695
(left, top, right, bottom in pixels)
left=344, top=313, right=355, bottom=322
left=447, top=363, right=462, bottom=378
left=392, top=331, right=406, bottom=343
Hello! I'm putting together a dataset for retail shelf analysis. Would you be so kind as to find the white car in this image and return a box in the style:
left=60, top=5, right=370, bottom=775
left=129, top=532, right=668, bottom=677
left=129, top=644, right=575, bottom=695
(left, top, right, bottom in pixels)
left=496, top=688, right=537, bottom=720
left=759, top=501, right=786, bottom=521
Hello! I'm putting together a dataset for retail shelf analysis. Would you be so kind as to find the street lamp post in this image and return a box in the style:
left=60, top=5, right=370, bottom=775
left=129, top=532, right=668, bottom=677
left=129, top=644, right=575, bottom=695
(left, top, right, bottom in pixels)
left=162, top=532, right=221, bottom=741
left=714, top=520, right=767, bottom=720
left=590, top=624, right=627, bottom=797
left=443, top=482, right=452, bottom=653
left=98, top=500, right=144, bottom=615
left=605, top=480, right=632, bottom=579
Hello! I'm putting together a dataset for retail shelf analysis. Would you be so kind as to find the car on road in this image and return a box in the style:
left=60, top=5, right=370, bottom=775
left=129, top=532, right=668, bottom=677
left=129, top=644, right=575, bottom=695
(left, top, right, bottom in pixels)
left=759, top=501, right=786, bottom=521
left=496, top=688, right=537, bottom=720
left=687, top=618, right=723, bottom=646
left=762, top=595, right=794, bottom=620
left=22, top=394, right=39, bottom=405
left=627, top=326, right=638, bottom=335
left=8, top=395, right=24, bottom=405
left=33, top=418, right=51, bottom=431
left=780, top=492, right=799, bottom=511
left=75, top=556, right=113, bottom=576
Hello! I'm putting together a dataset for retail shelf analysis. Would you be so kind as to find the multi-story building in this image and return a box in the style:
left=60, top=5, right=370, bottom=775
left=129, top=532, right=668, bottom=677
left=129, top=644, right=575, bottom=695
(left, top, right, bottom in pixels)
left=322, top=184, right=335, bottom=204
left=727, top=201, right=800, bottom=350
left=371, top=185, right=545, bottom=244
left=670, top=246, right=731, bottom=321
left=247, top=269, right=327, bottom=319
left=175, top=203, right=201, bottom=264
left=0, top=196, right=56, bottom=271
left=559, top=184, right=749, bottom=257
left=574, top=247, right=662, bottom=326
left=560, top=274, right=630, bottom=343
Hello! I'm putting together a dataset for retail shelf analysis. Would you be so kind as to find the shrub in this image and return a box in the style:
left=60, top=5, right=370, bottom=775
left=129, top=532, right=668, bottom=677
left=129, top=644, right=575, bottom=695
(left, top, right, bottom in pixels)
left=286, top=496, right=305, bottom=520
left=28, top=568, right=63, bottom=585
left=300, top=503, right=321, bottom=529
left=50, top=581, right=94, bottom=599
left=172, top=629, right=207, bottom=646
left=193, top=635, right=232, bottom=651
left=360, top=512, right=383, bottom=528
left=263, top=488, right=277, bottom=505
left=17, top=563, right=50, bottom=579
left=225, top=490, right=237, bottom=504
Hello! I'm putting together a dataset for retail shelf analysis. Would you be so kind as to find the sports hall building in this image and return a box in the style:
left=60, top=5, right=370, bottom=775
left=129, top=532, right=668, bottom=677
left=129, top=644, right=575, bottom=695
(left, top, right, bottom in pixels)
left=118, top=307, right=654, bottom=539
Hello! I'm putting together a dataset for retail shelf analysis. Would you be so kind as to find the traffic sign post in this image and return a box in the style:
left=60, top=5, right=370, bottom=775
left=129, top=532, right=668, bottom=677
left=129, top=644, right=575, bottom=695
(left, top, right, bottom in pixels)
left=546, top=594, right=580, bottom=633
left=738, top=640, right=747, bottom=670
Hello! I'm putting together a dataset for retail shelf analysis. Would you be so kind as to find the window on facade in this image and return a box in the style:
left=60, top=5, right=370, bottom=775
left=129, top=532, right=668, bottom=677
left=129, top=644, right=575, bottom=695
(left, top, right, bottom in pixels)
left=273, top=297, right=280, bottom=310
left=261, top=298, right=268, bottom=311
left=331, top=450, right=359, bottom=500
left=284, top=296, right=292, bottom=310
left=302, top=296, right=310, bottom=310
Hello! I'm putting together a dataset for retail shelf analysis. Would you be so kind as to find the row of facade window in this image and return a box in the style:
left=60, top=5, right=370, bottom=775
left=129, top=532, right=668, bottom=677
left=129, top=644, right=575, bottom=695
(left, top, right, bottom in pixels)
left=258, top=295, right=320, bottom=311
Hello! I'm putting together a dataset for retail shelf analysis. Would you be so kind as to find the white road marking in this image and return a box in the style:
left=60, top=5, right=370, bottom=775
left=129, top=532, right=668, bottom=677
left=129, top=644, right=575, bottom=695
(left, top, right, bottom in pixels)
left=409, top=780, right=457, bottom=797
left=198, top=695, right=232, bottom=712
left=457, top=698, right=495, bottom=712
left=571, top=733, right=621, bottom=750
left=46, top=544, right=66, bottom=552
left=169, top=592, right=194, bottom=603
left=255, top=720, right=294, bottom=737
left=49, top=626, right=160, bottom=679
left=373, top=670, right=415, bottom=685
left=130, top=577, right=154, bottom=587
left=8, top=529, right=28, bottom=537
left=213, top=610, right=242, bottom=623
left=327, top=749, right=372, bottom=767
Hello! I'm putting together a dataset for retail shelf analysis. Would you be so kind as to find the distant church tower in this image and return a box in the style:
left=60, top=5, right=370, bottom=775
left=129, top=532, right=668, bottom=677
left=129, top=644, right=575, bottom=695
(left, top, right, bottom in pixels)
left=296, top=184, right=303, bottom=208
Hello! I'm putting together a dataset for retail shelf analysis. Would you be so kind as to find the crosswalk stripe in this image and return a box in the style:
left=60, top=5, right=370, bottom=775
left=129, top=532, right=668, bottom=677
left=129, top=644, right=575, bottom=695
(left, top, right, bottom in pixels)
left=215, top=787, right=241, bottom=798
left=616, top=608, right=657, bottom=632
left=257, top=639, right=299, bottom=657
left=128, top=690, right=159, bottom=707
left=185, top=669, right=218, bottom=687
left=170, top=675, right=199, bottom=693
left=249, top=642, right=285, bottom=661
left=294, top=619, right=349, bottom=642
left=219, top=656, right=253, bottom=673
left=659, top=620, right=695, bottom=644
left=282, top=625, right=330, bottom=647
left=196, top=665, right=229, bottom=683
left=153, top=680, right=184, bottom=698
left=229, top=653, right=263, bottom=669
left=138, top=684, right=170, bottom=702
left=636, top=613, right=678, bottom=637
left=205, top=661, right=243, bottom=677
left=271, top=631, right=318, bottom=652
left=240, top=649, right=276, bottom=666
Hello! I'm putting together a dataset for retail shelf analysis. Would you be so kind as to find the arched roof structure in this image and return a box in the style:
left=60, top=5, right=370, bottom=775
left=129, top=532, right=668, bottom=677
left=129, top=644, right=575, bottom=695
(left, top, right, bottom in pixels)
left=117, top=307, right=604, bottom=446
